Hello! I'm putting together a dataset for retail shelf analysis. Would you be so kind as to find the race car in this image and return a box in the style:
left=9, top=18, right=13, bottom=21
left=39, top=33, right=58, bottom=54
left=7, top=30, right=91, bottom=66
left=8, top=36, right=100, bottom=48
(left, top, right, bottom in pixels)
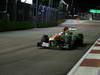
left=37, top=28, right=84, bottom=49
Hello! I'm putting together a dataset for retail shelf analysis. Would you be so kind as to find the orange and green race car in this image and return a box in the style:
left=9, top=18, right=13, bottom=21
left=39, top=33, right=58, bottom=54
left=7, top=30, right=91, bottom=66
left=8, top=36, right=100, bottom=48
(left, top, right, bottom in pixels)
left=37, top=29, right=84, bottom=49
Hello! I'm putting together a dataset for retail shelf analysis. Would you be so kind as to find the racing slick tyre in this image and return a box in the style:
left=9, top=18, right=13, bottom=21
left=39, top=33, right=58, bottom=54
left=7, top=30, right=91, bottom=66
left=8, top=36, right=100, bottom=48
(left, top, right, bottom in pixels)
left=72, top=35, right=78, bottom=48
left=72, top=33, right=84, bottom=48
left=37, top=35, right=49, bottom=47
left=77, top=33, right=84, bottom=46
left=37, top=42, right=42, bottom=47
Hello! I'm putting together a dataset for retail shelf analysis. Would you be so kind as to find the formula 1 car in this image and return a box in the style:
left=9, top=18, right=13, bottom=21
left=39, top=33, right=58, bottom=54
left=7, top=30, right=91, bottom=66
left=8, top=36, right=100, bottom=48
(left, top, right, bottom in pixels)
left=37, top=28, right=84, bottom=49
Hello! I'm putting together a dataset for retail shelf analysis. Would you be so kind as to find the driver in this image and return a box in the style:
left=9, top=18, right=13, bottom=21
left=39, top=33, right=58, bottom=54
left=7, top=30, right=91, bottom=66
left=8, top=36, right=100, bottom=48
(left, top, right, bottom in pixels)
left=49, top=26, right=71, bottom=41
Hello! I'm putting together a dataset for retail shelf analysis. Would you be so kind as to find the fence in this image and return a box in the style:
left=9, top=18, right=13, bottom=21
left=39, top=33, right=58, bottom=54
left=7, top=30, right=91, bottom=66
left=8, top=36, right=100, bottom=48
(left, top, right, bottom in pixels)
left=32, top=4, right=66, bottom=24
left=0, top=2, right=66, bottom=23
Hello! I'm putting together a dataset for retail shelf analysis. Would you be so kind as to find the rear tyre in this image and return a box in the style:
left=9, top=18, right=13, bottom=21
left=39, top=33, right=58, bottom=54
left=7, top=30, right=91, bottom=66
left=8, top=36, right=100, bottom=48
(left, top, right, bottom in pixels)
left=77, top=33, right=84, bottom=46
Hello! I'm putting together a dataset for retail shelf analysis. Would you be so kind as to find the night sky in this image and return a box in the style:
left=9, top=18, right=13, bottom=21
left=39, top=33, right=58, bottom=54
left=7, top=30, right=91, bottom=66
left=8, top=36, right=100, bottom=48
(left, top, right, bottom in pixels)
left=65, top=0, right=100, bottom=11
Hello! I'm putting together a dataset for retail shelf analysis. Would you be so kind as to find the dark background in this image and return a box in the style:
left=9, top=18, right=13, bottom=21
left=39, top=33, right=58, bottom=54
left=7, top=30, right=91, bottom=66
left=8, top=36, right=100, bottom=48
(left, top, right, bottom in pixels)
left=65, top=0, right=100, bottom=11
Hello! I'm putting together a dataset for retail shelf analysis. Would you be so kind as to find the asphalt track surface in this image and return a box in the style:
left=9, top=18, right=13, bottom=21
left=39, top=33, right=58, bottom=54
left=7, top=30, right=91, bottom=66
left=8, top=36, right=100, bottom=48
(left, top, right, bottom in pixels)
left=0, top=20, right=100, bottom=75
